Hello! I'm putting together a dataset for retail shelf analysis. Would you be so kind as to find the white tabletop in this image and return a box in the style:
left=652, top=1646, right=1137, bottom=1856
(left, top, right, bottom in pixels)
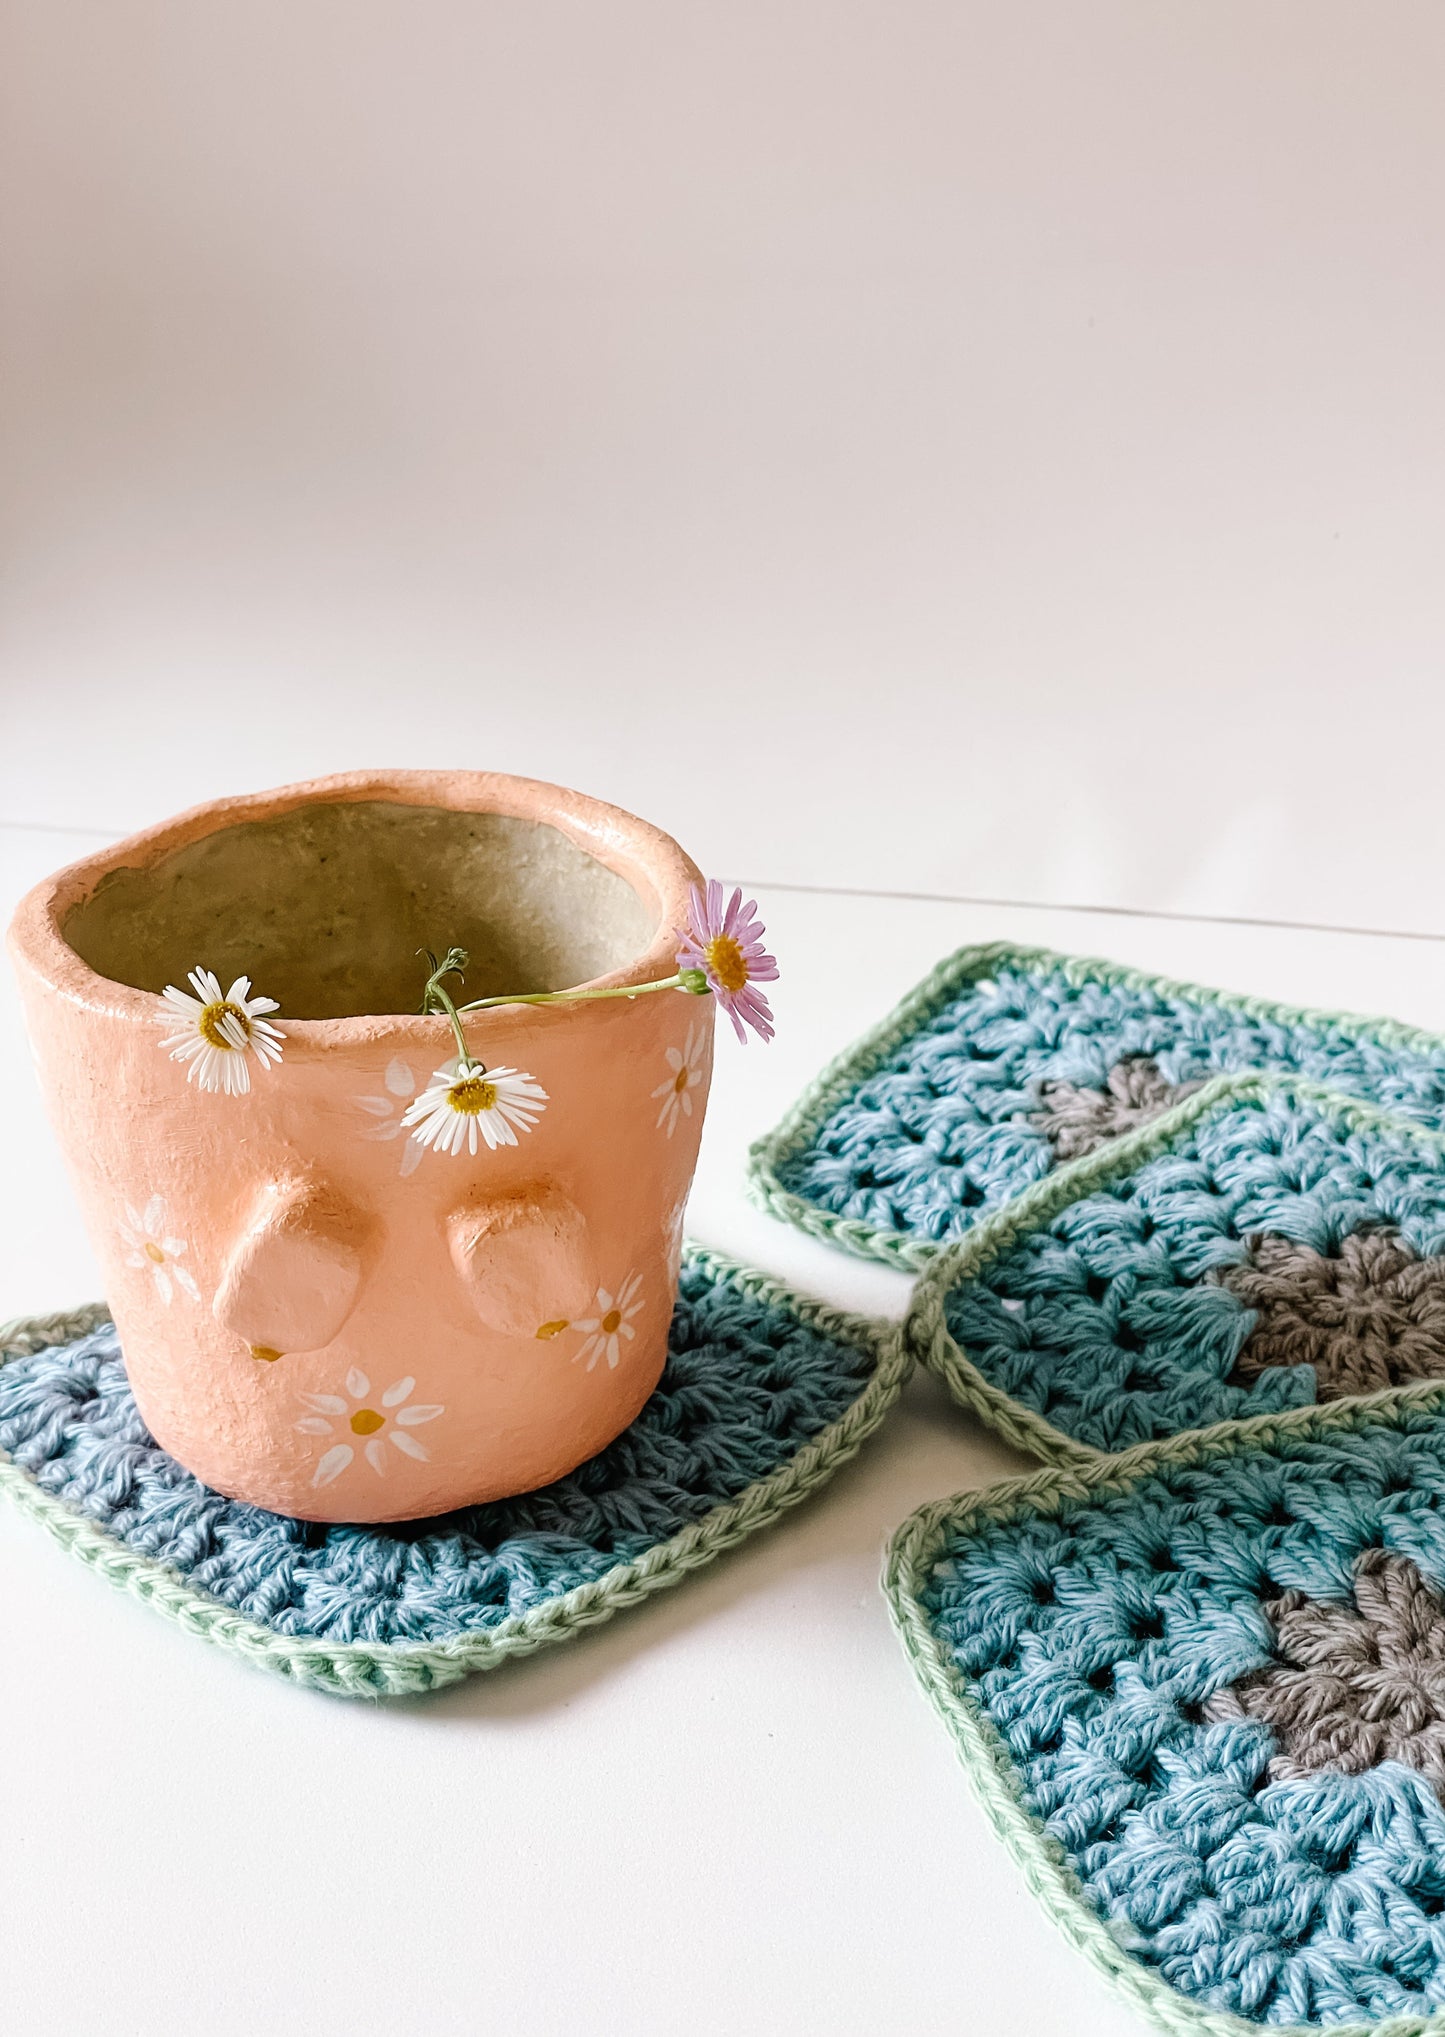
left=4, top=834, right=1444, bottom=2036
left=5, top=6, right=1445, bottom=2028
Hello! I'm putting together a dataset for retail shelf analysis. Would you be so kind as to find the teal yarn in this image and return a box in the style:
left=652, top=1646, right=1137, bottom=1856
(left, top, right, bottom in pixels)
left=0, top=1248, right=908, bottom=1697
left=731, top=940, right=1445, bottom=2032
left=750, top=943, right=1445, bottom=1271
left=919, top=1080, right=1445, bottom=1461
left=887, top=1392, right=1445, bottom=2035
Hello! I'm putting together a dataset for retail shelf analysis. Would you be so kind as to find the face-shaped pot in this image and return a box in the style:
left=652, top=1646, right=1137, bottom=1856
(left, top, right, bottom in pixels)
left=7, top=771, right=713, bottom=1521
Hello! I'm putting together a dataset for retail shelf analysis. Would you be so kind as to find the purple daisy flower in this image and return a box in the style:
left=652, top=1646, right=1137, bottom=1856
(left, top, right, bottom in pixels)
left=677, top=881, right=779, bottom=1043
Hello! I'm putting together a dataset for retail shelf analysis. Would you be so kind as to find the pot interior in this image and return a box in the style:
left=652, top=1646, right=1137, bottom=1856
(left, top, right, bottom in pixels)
left=62, top=800, right=659, bottom=1018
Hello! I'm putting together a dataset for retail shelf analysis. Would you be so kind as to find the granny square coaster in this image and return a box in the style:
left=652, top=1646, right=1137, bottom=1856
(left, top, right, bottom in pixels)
left=0, top=1248, right=906, bottom=1698
left=906, top=1075, right=1445, bottom=1467
left=750, top=942, right=1445, bottom=1272
left=886, top=1391, right=1445, bottom=2036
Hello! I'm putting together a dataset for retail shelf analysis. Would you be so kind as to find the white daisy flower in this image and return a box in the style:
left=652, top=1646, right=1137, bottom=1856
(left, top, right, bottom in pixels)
left=294, top=1369, right=445, bottom=1487
left=400, top=1057, right=548, bottom=1159
left=571, top=1273, right=644, bottom=1372
left=652, top=1022, right=707, bottom=1138
left=159, top=967, right=284, bottom=1096
left=119, top=1195, right=201, bottom=1306
left=355, top=1056, right=425, bottom=1177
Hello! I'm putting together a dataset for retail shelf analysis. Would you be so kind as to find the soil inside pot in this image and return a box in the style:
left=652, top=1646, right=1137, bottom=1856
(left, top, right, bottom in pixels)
left=62, top=800, right=658, bottom=1017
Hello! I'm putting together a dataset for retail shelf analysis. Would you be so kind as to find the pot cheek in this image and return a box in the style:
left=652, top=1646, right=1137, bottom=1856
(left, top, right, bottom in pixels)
left=448, top=1183, right=595, bottom=1339
left=212, top=1177, right=365, bottom=1356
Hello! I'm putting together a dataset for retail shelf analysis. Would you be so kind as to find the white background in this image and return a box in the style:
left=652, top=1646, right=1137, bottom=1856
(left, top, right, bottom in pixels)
left=3, top=6, right=1445, bottom=2032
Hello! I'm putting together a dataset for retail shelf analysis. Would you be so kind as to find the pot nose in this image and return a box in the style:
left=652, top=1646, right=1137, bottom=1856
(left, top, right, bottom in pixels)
left=447, top=1183, right=596, bottom=1339
left=212, top=1176, right=366, bottom=1361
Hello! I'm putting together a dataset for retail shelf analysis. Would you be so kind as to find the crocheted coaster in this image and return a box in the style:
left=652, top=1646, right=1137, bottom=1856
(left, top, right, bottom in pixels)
left=750, top=941, right=1445, bottom=1272
left=0, top=1248, right=906, bottom=1698
left=906, top=1074, right=1445, bottom=1467
left=887, top=1388, right=1445, bottom=2035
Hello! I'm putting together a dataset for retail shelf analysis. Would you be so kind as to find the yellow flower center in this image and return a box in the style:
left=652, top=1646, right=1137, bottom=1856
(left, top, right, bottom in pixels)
left=535, top=1319, right=570, bottom=1340
left=704, top=934, right=749, bottom=995
left=448, top=1074, right=498, bottom=1115
left=144, top=1241, right=167, bottom=1264
left=673, top=1067, right=691, bottom=1093
left=350, top=1408, right=385, bottom=1436
left=198, top=999, right=250, bottom=1050
left=250, top=1344, right=282, bottom=1363
left=601, top=1308, right=623, bottom=1335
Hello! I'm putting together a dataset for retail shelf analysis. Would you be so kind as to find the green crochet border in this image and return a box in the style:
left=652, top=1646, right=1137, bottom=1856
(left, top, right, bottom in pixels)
left=747, top=938, right=1445, bottom=1274
left=0, top=1244, right=910, bottom=1701
left=904, top=1069, right=1445, bottom=1471
left=884, top=1381, right=1445, bottom=2037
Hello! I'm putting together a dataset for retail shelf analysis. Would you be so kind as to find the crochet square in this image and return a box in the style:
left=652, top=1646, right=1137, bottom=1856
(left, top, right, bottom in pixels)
left=906, top=1076, right=1445, bottom=1465
left=0, top=1248, right=906, bottom=1697
left=887, top=1390, right=1445, bottom=2033
left=750, top=942, right=1445, bottom=1272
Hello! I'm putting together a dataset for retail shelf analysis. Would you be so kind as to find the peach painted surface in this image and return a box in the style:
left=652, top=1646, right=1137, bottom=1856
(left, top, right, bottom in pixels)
left=6, top=772, right=712, bottom=1522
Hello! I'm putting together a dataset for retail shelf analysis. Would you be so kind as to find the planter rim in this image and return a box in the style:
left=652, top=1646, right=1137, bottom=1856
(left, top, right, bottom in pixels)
left=7, top=768, right=704, bottom=1049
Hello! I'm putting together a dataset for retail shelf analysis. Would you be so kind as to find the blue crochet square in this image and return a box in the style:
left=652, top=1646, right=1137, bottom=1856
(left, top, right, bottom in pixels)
left=0, top=1249, right=903, bottom=1696
left=888, top=1392, right=1445, bottom=2032
left=750, top=942, right=1445, bottom=1270
left=909, top=1078, right=1445, bottom=1463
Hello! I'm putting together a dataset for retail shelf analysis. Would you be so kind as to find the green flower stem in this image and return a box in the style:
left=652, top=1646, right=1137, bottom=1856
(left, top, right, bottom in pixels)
left=458, top=973, right=690, bottom=1013
left=419, top=946, right=706, bottom=1065
left=421, top=971, right=472, bottom=1066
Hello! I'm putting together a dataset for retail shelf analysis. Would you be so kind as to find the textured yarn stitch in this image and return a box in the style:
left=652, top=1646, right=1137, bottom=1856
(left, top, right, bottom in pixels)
left=889, top=1394, right=1445, bottom=2033
left=1033, top=1057, right=1203, bottom=1161
left=0, top=1250, right=906, bottom=1696
left=923, top=1081, right=1445, bottom=1461
left=751, top=943, right=1445, bottom=1270
left=1205, top=1548, right=1445, bottom=1799
left=1216, top=1232, right=1445, bottom=1400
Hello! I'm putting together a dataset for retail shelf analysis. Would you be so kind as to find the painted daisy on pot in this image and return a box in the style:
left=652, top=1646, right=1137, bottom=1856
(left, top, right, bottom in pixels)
left=119, top=1195, right=200, bottom=1306
left=401, top=1057, right=548, bottom=1158
left=676, top=882, right=778, bottom=1043
left=355, top=1056, right=426, bottom=1176
left=159, top=967, right=285, bottom=1095
left=653, top=1022, right=707, bottom=1137
left=570, top=1273, right=645, bottom=1372
left=295, top=1370, right=444, bottom=1486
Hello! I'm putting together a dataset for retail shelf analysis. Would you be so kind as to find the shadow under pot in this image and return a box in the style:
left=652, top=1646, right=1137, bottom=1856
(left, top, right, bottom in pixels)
left=7, top=770, right=714, bottom=1522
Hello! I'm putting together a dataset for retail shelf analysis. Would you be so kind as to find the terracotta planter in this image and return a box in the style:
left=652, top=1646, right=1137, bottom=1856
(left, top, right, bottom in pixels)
left=7, top=771, right=713, bottom=1522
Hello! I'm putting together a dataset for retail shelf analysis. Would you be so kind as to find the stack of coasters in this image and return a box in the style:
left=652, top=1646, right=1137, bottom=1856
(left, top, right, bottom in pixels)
left=750, top=941, right=1445, bottom=1272
left=886, top=1393, right=1445, bottom=2031
left=0, top=1247, right=907, bottom=1697
left=755, top=939, right=1445, bottom=2028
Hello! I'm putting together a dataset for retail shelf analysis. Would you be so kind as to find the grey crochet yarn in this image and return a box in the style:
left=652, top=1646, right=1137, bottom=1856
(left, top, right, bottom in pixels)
left=1029, top=1056, right=1200, bottom=1162
left=1219, top=1228, right=1445, bottom=1399
left=1206, top=1548, right=1445, bottom=1799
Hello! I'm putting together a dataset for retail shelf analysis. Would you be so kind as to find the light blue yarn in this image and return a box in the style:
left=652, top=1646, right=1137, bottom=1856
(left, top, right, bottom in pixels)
left=945, top=1087, right=1445, bottom=1452
left=919, top=1408, right=1445, bottom=2027
left=0, top=1259, right=875, bottom=1648
left=780, top=962, right=1445, bottom=1248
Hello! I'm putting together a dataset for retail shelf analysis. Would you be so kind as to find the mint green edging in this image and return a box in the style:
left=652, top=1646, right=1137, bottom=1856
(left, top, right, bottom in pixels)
left=0, top=1246, right=911, bottom=1701
left=904, top=1070, right=1445, bottom=1473
left=884, top=1382, right=1445, bottom=2037
left=747, top=938, right=1445, bottom=1275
